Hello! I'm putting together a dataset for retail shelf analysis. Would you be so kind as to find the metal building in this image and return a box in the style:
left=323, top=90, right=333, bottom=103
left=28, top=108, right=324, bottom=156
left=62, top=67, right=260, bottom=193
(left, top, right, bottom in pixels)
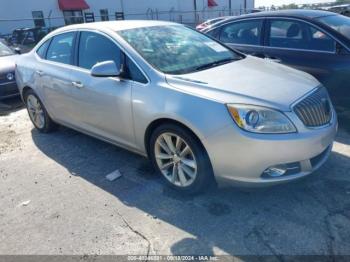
left=0, top=0, right=254, bottom=35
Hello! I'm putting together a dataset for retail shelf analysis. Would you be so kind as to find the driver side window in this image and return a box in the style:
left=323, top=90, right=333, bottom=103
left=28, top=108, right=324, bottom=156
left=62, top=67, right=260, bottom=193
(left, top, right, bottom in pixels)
left=78, top=31, right=121, bottom=70
left=268, top=19, right=336, bottom=52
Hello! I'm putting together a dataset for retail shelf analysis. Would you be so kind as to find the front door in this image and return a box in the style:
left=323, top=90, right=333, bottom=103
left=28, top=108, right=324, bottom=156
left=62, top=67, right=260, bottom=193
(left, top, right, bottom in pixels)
left=68, top=31, right=134, bottom=147
left=263, top=18, right=350, bottom=107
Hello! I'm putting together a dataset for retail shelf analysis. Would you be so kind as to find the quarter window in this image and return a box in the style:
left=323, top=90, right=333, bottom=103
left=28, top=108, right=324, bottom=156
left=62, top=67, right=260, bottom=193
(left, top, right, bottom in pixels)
left=46, top=32, right=75, bottom=65
left=36, top=39, right=51, bottom=59
left=219, top=20, right=263, bottom=45
left=268, top=19, right=336, bottom=52
left=78, top=31, right=121, bottom=70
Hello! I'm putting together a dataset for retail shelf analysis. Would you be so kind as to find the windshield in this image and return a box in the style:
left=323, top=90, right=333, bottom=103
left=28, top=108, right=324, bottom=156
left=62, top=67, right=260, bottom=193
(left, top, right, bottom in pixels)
left=117, top=25, right=241, bottom=74
left=0, top=42, right=14, bottom=57
left=317, top=14, right=350, bottom=40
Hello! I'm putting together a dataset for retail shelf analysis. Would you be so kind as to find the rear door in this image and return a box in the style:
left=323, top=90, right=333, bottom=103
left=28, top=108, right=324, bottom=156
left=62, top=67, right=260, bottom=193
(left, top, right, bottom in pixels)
left=217, top=18, right=265, bottom=57
left=38, top=31, right=78, bottom=124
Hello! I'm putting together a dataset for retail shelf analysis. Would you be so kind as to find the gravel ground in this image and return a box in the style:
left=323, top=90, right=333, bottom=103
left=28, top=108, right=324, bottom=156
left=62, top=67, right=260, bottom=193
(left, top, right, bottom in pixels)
left=0, top=98, right=350, bottom=257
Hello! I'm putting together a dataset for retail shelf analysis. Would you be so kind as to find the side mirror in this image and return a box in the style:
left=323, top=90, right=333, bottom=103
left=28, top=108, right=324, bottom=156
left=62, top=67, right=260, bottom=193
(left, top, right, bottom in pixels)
left=14, top=47, right=21, bottom=54
left=91, top=60, right=120, bottom=77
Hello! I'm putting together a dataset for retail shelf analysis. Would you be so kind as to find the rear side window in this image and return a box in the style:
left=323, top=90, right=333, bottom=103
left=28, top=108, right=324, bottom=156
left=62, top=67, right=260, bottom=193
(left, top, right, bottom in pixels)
left=219, top=20, right=263, bottom=45
left=268, top=19, right=336, bottom=52
left=36, top=39, right=50, bottom=59
left=46, top=32, right=75, bottom=65
left=78, top=31, right=121, bottom=70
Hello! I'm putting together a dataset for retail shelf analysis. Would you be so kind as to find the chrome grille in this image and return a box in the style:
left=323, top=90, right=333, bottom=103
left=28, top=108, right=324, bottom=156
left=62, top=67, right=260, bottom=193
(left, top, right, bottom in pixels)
left=294, top=87, right=332, bottom=128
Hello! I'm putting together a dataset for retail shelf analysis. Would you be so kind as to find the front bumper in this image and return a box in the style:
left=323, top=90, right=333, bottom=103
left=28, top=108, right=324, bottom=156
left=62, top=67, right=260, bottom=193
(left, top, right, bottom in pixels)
left=203, top=111, right=338, bottom=187
left=0, top=81, right=19, bottom=99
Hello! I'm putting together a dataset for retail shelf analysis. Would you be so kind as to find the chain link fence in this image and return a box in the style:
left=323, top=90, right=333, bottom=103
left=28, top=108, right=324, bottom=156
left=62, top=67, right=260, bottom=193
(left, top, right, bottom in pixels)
left=0, top=7, right=256, bottom=52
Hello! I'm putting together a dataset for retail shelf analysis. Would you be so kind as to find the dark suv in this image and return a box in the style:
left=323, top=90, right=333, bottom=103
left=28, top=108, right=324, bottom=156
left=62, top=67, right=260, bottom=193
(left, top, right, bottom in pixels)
left=203, top=10, right=350, bottom=112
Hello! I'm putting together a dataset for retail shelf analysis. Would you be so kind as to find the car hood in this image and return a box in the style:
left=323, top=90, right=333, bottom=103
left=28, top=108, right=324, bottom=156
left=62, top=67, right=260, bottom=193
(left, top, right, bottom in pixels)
left=0, top=55, right=17, bottom=74
left=166, top=56, right=320, bottom=111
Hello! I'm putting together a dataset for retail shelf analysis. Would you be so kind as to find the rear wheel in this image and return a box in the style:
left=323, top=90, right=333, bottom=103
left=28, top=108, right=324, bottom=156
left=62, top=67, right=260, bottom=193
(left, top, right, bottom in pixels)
left=149, top=123, right=214, bottom=194
left=24, top=90, right=57, bottom=133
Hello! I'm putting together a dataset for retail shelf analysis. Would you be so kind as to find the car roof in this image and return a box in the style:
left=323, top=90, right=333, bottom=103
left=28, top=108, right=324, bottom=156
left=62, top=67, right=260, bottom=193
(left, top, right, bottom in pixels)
left=54, top=20, right=180, bottom=34
left=227, top=9, right=338, bottom=20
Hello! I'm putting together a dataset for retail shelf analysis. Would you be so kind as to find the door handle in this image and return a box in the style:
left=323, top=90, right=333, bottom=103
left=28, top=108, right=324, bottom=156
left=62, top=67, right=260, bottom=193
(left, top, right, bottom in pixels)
left=72, top=81, right=84, bottom=89
left=36, top=70, right=44, bottom=76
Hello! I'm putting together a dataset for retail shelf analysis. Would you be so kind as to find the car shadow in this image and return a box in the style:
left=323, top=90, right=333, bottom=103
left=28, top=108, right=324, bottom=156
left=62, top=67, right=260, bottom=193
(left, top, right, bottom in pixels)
left=31, top=127, right=350, bottom=256
left=0, top=96, right=24, bottom=116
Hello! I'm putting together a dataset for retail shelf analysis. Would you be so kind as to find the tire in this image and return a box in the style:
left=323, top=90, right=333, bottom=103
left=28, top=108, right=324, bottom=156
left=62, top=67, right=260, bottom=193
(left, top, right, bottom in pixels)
left=149, top=123, right=215, bottom=194
left=24, top=89, right=57, bottom=133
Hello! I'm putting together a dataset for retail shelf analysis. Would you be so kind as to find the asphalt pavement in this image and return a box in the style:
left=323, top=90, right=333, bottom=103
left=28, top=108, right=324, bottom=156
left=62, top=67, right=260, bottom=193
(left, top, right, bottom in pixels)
left=0, top=97, right=349, bottom=257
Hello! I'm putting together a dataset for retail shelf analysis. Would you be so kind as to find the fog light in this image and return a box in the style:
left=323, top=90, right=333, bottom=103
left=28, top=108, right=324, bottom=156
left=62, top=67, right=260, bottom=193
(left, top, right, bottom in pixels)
left=263, top=165, right=287, bottom=177
left=262, top=162, right=301, bottom=178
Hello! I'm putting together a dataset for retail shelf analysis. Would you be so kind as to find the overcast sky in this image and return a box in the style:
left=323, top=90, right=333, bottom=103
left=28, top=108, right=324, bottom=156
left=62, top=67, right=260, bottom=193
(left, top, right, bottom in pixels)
left=255, top=0, right=333, bottom=7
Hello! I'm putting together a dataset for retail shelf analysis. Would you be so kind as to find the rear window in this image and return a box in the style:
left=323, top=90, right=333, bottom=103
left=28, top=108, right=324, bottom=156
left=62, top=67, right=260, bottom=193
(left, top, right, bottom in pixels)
left=0, top=42, right=14, bottom=57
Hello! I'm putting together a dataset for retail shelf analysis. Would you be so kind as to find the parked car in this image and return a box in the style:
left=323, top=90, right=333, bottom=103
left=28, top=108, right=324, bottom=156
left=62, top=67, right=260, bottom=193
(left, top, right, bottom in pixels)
left=16, top=21, right=337, bottom=193
left=0, top=41, right=20, bottom=99
left=203, top=10, right=350, bottom=111
left=325, top=4, right=350, bottom=17
left=196, top=17, right=229, bottom=31
left=8, top=27, right=52, bottom=53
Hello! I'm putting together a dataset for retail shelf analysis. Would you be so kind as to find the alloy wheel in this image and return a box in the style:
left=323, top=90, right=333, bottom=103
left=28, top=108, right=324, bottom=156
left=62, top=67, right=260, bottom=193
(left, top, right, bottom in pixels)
left=154, top=132, right=197, bottom=187
left=27, top=94, right=45, bottom=129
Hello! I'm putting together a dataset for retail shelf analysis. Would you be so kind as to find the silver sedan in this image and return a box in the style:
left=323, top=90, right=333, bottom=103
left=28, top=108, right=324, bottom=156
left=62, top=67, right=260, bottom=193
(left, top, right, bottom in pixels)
left=15, top=21, right=337, bottom=194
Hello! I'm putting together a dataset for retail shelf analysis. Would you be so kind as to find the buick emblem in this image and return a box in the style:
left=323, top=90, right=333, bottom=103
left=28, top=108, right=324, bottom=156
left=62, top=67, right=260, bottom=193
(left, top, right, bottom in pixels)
left=6, top=72, right=14, bottom=81
left=321, top=98, right=331, bottom=116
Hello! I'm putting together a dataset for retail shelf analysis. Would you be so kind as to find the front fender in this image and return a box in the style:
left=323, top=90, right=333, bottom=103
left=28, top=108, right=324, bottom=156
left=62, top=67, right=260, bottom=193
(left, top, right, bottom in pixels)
left=132, top=82, right=231, bottom=153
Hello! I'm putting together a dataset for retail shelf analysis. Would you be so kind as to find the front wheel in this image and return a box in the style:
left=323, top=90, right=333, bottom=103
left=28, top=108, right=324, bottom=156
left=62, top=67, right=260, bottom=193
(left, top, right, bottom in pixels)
left=149, top=123, right=214, bottom=194
left=25, top=90, right=57, bottom=133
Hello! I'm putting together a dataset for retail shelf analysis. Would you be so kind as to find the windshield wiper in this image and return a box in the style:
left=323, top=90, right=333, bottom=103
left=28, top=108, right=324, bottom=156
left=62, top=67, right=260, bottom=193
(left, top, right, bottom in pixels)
left=194, top=57, right=240, bottom=72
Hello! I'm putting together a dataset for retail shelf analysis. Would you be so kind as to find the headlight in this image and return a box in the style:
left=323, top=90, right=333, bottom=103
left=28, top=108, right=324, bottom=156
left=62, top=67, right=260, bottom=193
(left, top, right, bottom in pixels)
left=227, top=104, right=297, bottom=134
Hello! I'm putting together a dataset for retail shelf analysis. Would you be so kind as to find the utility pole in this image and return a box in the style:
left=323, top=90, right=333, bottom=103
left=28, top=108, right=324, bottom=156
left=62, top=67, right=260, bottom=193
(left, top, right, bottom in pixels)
left=120, top=0, right=124, bottom=13
left=229, top=0, right=232, bottom=15
left=193, top=0, right=197, bottom=25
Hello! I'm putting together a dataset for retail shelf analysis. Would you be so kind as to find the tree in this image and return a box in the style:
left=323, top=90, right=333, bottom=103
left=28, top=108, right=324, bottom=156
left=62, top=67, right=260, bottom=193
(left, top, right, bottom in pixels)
left=279, top=3, right=299, bottom=9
